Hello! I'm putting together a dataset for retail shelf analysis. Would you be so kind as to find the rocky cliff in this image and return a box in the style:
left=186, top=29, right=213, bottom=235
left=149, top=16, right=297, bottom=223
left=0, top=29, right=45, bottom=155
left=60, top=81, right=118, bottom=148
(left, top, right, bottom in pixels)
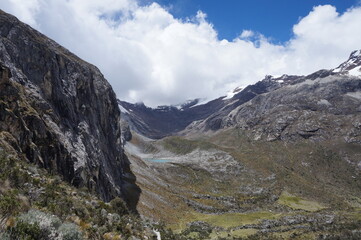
left=0, top=10, right=139, bottom=207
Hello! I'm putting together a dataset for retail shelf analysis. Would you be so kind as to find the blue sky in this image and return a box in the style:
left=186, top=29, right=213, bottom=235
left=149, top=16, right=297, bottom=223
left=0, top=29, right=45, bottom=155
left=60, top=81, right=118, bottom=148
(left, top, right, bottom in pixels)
left=1, top=0, right=361, bottom=106
left=144, top=0, right=359, bottom=42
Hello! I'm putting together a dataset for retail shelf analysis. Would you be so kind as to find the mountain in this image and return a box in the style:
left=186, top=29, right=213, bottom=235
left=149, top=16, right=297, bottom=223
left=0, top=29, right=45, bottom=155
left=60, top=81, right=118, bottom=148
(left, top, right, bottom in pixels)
left=118, top=97, right=226, bottom=139
left=120, top=51, right=361, bottom=144
left=118, top=78, right=281, bottom=139
left=0, top=10, right=139, bottom=206
left=185, top=51, right=361, bottom=143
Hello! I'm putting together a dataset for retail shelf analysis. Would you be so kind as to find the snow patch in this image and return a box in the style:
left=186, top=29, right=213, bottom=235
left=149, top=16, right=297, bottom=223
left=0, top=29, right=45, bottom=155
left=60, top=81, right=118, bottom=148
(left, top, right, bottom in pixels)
left=190, top=98, right=209, bottom=108
left=348, top=67, right=361, bottom=77
left=173, top=99, right=199, bottom=110
left=271, top=74, right=283, bottom=79
left=346, top=91, right=361, bottom=100
left=317, top=99, right=332, bottom=106
left=332, top=67, right=341, bottom=73
left=119, top=105, right=130, bottom=114
left=223, top=86, right=243, bottom=100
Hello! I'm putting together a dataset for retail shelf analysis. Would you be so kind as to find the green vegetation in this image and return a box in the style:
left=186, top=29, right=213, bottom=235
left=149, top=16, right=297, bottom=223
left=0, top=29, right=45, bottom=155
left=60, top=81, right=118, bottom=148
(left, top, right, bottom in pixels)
left=209, top=228, right=258, bottom=239
left=277, top=191, right=326, bottom=212
left=196, top=212, right=278, bottom=228
left=170, top=211, right=279, bottom=234
left=0, top=146, right=181, bottom=239
left=162, top=136, right=216, bottom=155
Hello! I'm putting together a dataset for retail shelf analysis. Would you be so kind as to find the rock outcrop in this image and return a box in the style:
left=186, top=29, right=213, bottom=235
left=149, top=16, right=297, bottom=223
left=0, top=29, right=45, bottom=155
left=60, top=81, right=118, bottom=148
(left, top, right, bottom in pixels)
left=0, top=10, right=139, bottom=207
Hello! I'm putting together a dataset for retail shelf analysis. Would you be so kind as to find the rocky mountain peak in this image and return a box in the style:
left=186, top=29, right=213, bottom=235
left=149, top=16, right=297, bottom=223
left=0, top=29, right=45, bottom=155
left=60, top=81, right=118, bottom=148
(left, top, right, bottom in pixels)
left=333, top=49, right=361, bottom=75
left=350, top=49, right=361, bottom=59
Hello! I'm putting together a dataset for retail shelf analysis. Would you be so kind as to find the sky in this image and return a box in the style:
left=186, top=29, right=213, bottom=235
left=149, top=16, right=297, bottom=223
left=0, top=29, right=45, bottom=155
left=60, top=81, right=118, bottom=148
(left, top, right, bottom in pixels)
left=1, top=0, right=361, bottom=107
left=144, top=0, right=356, bottom=43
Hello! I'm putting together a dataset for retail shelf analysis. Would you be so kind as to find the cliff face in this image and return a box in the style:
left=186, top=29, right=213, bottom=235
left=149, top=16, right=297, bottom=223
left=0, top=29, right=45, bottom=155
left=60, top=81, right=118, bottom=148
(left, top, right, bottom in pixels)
left=0, top=10, right=139, bottom=206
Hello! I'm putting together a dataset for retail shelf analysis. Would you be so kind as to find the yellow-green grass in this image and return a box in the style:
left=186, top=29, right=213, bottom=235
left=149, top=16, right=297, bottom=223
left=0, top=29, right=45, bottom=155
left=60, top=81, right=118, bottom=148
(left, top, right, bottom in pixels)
left=271, top=229, right=318, bottom=240
left=349, top=210, right=361, bottom=221
left=278, top=191, right=326, bottom=212
left=162, top=136, right=216, bottom=155
left=170, top=211, right=281, bottom=231
left=209, top=228, right=258, bottom=239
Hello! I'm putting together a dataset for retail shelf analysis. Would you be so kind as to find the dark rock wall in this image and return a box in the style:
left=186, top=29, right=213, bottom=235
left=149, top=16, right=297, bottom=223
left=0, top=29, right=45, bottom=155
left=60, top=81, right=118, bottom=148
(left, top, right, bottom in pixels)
left=0, top=10, right=140, bottom=207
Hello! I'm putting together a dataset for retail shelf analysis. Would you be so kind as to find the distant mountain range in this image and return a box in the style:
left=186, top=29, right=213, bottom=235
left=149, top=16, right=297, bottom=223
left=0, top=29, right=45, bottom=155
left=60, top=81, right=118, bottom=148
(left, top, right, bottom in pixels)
left=119, top=50, right=361, bottom=141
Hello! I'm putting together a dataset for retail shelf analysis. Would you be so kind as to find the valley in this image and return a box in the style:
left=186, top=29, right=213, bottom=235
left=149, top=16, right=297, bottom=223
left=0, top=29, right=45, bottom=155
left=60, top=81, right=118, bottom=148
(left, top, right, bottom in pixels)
left=116, top=49, right=361, bottom=239
left=125, top=129, right=361, bottom=239
left=1, top=8, right=361, bottom=240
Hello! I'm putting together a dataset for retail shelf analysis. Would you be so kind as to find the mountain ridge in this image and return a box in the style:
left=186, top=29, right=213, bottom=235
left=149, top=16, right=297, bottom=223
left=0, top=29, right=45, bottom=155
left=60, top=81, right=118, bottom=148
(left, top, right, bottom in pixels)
left=119, top=49, right=361, bottom=142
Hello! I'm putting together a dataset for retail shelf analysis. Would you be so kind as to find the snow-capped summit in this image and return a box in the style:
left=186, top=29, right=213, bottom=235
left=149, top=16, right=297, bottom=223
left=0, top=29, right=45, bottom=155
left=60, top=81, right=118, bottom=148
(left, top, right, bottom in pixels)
left=223, top=86, right=244, bottom=100
left=333, top=49, right=361, bottom=76
left=173, top=99, right=201, bottom=110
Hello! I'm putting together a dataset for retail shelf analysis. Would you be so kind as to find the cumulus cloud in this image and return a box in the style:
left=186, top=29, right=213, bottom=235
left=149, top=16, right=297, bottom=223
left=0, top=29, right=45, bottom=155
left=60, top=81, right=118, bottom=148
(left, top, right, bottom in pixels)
left=1, top=1, right=361, bottom=106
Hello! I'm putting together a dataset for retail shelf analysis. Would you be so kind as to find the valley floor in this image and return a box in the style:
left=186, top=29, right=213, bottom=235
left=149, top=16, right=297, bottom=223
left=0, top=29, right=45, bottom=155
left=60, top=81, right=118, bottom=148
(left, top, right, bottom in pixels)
left=126, top=129, right=361, bottom=239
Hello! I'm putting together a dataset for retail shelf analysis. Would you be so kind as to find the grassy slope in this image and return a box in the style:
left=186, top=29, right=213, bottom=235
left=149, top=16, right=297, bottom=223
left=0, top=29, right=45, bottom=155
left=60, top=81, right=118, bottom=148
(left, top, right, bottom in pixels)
left=0, top=139, right=183, bottom=239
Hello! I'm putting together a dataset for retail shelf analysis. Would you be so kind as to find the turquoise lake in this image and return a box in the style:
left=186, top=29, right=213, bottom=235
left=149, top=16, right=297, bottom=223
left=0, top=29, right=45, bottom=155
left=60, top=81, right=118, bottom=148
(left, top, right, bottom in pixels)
left=144, top=158, right=171, bottom=163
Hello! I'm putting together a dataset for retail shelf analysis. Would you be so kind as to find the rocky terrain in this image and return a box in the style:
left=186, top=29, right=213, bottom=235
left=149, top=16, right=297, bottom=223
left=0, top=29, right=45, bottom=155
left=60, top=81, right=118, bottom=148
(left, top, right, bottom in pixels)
left=120, top=51, right=361, bottom=239
left=0, top=10, right=140, bottom=206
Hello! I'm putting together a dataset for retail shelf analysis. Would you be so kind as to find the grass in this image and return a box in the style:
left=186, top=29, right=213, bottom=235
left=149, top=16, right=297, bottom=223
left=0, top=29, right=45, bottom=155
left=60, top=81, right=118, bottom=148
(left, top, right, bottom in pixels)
left=170, top=211, right=280, bottom=231
left=209, top=228, right=258, bottom=239
left=129, top=134, right=159, bottom=154
left=271, top=229, right=317, bottom=240
left=277, top=191, right=326, bottom=212
left=196, top=212, right=279, bottom=228
left=162, top=136, right=216, bottom=155
left=349, top=210, right=361, bottom=221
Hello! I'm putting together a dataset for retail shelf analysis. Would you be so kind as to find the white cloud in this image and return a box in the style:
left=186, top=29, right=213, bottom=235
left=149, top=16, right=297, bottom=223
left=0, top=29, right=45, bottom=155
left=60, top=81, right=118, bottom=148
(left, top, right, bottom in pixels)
left=1, top=0, right=41, bottom=27
left=1, top=1, right=361, bottom=106
left=239, top=30, right=254, bottom=39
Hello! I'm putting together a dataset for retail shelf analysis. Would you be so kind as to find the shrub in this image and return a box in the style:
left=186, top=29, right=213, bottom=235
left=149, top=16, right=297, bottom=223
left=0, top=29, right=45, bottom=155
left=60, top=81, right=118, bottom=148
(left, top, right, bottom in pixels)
left=0, top=232, right=11, bottom=240
left=17, top=209, right=62, bottom=230
left=58, top=223, right=83, bottom=240
left=110, top=197, right=129, bottom=216
left=11, top=209, right=61, bottom=239
left=9, top=220, right=46, bottom=240
left=0, top=190, right=20, bottom=220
